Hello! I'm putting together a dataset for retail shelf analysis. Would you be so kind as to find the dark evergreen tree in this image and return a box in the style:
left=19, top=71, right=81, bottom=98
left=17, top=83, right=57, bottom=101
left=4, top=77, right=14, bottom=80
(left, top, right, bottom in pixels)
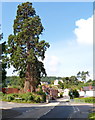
left=0, top=32, right=7, bottom=87
left=6, top=2, right=50, bottom=92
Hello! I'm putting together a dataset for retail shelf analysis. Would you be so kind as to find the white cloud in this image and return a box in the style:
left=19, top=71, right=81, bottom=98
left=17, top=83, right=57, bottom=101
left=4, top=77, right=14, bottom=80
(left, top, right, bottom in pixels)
left=74, top=16, right=93, bottom=45
left=6, top=66, right=18, bottom=76
left=48, top=56, right=60, bottom=72
left=44, top=54, right=61, bottom=75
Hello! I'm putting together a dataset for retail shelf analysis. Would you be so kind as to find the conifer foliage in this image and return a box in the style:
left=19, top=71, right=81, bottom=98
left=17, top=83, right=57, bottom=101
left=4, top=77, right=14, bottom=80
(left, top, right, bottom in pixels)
left=0, top=32, right=7, bottom=87
left=7, top=2, right=50, bottom=92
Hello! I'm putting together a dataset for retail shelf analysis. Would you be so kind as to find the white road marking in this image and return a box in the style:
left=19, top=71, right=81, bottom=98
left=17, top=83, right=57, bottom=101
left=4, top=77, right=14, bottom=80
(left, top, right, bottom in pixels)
left=76, top=106, right=80, bottom=112
left=43, top=109, right=51, bottom=115
left=67, top=105, right=80, bottom=120
left=73, top=106, right=77, bottom=113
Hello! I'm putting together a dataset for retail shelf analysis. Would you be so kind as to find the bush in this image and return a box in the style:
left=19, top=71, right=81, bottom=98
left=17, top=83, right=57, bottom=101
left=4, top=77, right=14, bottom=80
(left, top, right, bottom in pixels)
left=36, top=90, right=44, bottom=95
left=89, top=112, right=95, bottom=119
left=69, top=90, right=74, bottom=99
left=73, top=89, right=79, bottom=98
left=74, top=97, right=95, bottom=103
left=42, top=94, right=46, bottom=102
left=7, top=96, right=14, bottom=101
left=0, top=92, right=4, bottom=100
left=85, top=97, right=95, bottom=103
left=69, top=89, right=79, bottom=99
left=2, top=92, right=46, bottom=103
left=18, top=92, right=34, bottom=102
left=60, top=92, right=63, bottom=98
left=5, top=94, right=15, bottom=102
left=36, top=90, right=46, bottom=102
left=34, top=95, right=41, bottom=103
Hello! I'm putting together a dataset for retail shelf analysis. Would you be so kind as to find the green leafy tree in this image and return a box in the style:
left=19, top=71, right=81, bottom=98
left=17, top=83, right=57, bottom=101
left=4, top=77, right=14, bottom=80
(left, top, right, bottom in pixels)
left=69, top=89, right=79, bottom=99
left=58, top=81, right=64, bottom=89
left=69, top=76, right=79, bottom=85
left=6, top=2, right=50, bottom=92
left=77, top=71, right=90, bottom=83
left=92, top=80, right=95, bottom=86
left=6, top=76, right=24, bottom=88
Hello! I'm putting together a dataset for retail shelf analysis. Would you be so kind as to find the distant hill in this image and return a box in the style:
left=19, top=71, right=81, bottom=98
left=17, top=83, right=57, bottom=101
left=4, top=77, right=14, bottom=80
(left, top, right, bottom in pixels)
left=41, top=76, right=62, bottom=83
left=5, top=76, right=62, bottom=86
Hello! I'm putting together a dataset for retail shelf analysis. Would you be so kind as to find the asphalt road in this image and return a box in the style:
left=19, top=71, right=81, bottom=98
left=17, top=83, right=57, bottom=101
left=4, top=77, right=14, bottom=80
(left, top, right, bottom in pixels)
left=1, top=98, right=93, bottom=120
left=1, top=100, right=59, bottom=119
left=39, top=101, right=93, bottom=120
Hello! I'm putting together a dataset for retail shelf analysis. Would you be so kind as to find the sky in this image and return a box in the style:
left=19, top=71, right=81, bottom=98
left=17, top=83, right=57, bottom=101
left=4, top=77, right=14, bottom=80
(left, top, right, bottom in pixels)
left=1, top=2, right=93, bottom=79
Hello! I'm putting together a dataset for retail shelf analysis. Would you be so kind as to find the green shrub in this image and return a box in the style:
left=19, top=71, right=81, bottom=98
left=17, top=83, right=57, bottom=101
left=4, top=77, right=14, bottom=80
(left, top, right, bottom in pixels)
left=6, top=94, right=15, bottom=102
left=2, top=92, right=46, bottom=103
left=41, top=94, right=46, bottom=102
left=0, top=92, right=4, bottom=100
left=34, top=95, right=41, bottom=103
left=73, top=89, right=79, bottom=98
left=88, top=112, right=95, bottom=119
left=74, top=97, right=95, bottom=103
left=36, top=90, right=46, bottom=102
left=69, top=90, right=74, bottom=99
left=60, top=92, right=63, bottom=98
left=18, top=93, right=34, bottom=102
left=36, top=91, right=43, bottom=95
left=27, top=95, right=34, bottom=101
left=69, top=89, right=79, bottom=99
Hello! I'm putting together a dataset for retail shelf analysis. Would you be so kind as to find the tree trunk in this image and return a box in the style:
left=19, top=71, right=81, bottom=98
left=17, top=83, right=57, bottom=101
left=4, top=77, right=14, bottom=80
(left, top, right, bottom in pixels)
left=24, top=79, right=36, bottom=92
left=30, top=84, right=36, bottom=92
left=24, top=39, right=36, bottom=92
left=24, top=63, right=31, bottom=92
left=24, top=80, right=30, bottom=92
left=24, top=63, right=36, bottom=92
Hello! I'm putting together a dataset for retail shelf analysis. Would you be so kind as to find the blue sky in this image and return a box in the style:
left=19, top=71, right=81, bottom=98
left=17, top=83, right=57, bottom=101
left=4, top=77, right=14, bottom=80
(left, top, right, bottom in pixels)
left=2, top=2, right=93, bottom=79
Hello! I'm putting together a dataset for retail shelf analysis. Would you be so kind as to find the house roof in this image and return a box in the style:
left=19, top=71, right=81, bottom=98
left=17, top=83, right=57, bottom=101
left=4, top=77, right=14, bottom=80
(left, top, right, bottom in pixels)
left=83, top=86, right=90, bottom=91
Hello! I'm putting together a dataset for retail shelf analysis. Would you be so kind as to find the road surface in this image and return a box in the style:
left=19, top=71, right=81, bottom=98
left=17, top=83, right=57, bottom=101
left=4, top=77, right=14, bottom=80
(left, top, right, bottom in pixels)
left=0, top=97, right=93, bottom=120
left=39, top=101, right=92, bottom=120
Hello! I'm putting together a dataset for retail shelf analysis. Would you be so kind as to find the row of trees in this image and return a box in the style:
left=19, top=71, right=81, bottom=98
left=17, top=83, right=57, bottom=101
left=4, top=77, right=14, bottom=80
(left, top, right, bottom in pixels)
left=57, top=71, right=91, bottom=89
left=77, top=71, right=90, bottom=83
left=3, top=71, right=92, bottom=90
left=1, top=2, right=50, bottom=92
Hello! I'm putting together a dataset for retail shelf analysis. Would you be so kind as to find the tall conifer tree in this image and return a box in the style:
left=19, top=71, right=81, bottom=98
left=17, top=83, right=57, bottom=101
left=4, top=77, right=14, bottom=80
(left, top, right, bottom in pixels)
left=7, top=2, right=50, bottom=92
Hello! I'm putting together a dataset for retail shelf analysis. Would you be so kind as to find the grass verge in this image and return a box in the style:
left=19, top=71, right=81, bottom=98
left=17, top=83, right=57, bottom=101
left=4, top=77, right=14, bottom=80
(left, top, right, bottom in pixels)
left=88, top=112, right=95, bottom=120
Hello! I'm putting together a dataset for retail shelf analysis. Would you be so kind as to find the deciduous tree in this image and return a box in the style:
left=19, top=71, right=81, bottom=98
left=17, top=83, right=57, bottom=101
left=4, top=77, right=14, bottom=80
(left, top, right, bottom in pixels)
left=77, top=71, right=90, bottom=83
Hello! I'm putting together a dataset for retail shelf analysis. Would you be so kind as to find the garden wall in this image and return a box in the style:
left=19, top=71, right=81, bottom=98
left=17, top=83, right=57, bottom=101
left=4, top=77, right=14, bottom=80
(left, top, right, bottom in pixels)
left=2, top=88, right=19, bottom=94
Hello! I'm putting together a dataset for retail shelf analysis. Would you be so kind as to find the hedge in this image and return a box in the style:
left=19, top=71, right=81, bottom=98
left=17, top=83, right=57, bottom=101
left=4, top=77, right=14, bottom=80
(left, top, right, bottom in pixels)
left=2, top=92, right=46, bottom=103
left=74, top=97, right=95, bottom=103
left=88, top=112, right=95, bottom=120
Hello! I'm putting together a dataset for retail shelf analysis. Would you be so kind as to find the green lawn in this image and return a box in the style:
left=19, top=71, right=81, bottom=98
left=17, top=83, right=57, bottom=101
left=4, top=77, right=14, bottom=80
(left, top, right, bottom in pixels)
left=88, top=112, right=95, bottom=120
left=0, top=92, right=3, bottom=100
left=74, top=97, right=95, bottom=103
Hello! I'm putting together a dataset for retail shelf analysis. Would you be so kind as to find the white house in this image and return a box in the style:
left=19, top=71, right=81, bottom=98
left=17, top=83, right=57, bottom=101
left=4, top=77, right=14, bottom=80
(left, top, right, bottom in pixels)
left=63, top=88, right=70, bottom=96
left=40, top=81, right=48, bottom=85
left=79, top=86, right=95, bottom=97
left=79, top=91, right=85, bottom=97
left=54, top=79, right=59, bottom=85
left=54, top=79, right=63, bottom=86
